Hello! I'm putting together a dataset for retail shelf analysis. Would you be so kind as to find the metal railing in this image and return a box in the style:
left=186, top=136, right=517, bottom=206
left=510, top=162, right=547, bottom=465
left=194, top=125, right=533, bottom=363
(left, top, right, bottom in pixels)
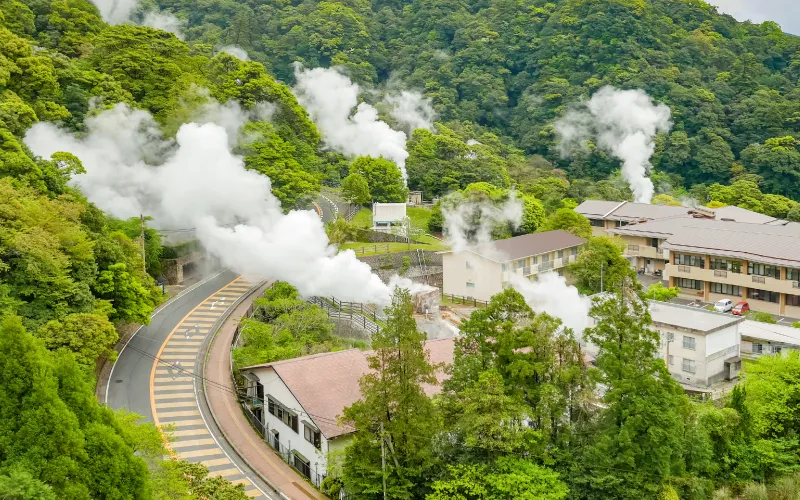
left=540, top=261, right=554, bottom=272
left=678, top=266, right=691, bottom=273
left=752, top=275, right=766, bottom=284
left=627, top=244, right=640, bottom=251
left=307, top=296, right=383, bottom=334
left=714, top=270, right=727, bottom=278
left=441, top=293, right=489, bottom=308
left=793, top=281, right=800, bottom=289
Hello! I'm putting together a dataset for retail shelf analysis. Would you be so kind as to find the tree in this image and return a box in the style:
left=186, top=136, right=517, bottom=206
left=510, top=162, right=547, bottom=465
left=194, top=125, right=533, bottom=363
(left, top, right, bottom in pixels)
left=326, top=217, right=360, bottom=245
left=427, top=456, right=568, bottom=500
left=342, top=288, right=440, bottom=499
left=568, top=236, right=637, bottom=294
left=652, top=193, right=682, bottom=206
left=94, top=263, right=154, bottom=324
left=37, top=313, right=119, bottom=367
left=646, top=283, right=679, bottom=302
left=741, top=137, right=800, bottom=201
left=571, top=292, right=695, bottom=499
left=0, top=468, right=57, bottom=500
left=537, top=208, right=592, bottom=239
left=519, top=195, right=546, bottom=234
left=341, top=172, right=371, bottom=205
left=350, top=156, right=408, bottom=203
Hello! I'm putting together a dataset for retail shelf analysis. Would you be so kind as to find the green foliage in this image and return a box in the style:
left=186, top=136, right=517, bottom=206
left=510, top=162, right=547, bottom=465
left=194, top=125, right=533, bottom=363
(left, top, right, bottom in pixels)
left=37, top=313, right=118, bottom=367
left=792, top=321, right=800, bottom=329
left=326, top=217, right=360, bottom=245
left=520, top=195, right=546, bottom=234
left=427, top=456, right=568, bottom=500
left=350, top=155, right=407, bottom=203
left=647, top=283, right=680, bottom=302
left=341, top=172, right=371, bottom=205
left=538, top=208, right=593, bottom=239
left=568, top=236, right=638, bottom=294
left=747, top=312, right=778, bottom=324
left=95, top=263, right=155, bottom=324
left=342, top=288, right=440, bottom=499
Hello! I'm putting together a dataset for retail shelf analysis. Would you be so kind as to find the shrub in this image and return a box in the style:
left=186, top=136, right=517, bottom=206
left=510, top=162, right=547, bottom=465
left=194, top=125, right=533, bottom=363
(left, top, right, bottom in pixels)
left=750, top=311, right=778, bottom=324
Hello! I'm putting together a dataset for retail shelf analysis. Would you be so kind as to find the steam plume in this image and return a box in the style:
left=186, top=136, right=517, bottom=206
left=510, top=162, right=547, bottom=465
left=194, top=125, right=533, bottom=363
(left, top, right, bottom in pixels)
left=89, top=0, right=183, bottom=38
left=24, top=104, right=393, bottom=305
left=292, top=66, right=410, bottom=179
left=384, top=91, right=436, bottom=136
left=509, top=274, right=591, bottom=336
left=217, top=46, right=249, bottom=61
left=556, top=86, right=672, bottom=203
left=442, top=193, right=523, bottom=261
left=142, top=11, right=185, bottom=39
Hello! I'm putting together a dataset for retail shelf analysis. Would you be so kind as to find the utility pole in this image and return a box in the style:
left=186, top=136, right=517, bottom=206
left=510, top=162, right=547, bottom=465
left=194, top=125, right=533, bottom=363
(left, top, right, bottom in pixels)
left=380, top=422, right=387, bottom=500
left=140, top=214, right=147, bottom=275
left=600, top=262, right=604, bottom=293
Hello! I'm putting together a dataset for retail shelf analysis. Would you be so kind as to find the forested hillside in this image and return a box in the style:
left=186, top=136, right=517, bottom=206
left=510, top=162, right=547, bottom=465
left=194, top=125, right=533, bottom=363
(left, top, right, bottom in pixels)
left=152, top=0, right=800, bottom=204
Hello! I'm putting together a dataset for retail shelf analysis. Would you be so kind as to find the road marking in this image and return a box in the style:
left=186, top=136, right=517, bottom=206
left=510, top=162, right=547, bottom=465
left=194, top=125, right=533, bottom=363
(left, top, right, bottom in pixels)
left=148, top=278, right=270, bottom=499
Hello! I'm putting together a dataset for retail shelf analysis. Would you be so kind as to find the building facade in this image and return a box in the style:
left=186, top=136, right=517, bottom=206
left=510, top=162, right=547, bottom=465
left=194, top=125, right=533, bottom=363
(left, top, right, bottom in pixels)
left=441, top=230, right=585, bottom=302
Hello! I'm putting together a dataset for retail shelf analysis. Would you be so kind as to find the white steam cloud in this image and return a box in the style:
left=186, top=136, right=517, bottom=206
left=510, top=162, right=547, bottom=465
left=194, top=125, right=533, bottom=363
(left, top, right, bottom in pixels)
left=556, top=86, right=672, bottom=203
left=142, top=11, right=185, bottom=39
left=384, top=91, right=436, bottom=136
left=509, top=273, right=591, bottom=336
left=217, top=46, right=250, bottom=61
left=89, top=0, right=183, bottom=38
left=24, top=103, right=394, bottom=305
left=442, top=193, right=523, bottom=261
left=292, top=66, right=411, bottom=180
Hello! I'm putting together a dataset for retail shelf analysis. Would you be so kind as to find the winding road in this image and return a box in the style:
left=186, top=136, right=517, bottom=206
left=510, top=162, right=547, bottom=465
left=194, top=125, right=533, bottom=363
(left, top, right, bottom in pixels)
left=106, top=270, right=275, bottom=499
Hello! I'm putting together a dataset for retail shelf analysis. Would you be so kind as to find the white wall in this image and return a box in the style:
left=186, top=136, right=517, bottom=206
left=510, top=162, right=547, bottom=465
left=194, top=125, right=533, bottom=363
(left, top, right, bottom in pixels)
left=442, top=251, right=502, bottom=302
left=706, top=324, right=739, bottom=356
left=249, top=367, right=330, bottom=476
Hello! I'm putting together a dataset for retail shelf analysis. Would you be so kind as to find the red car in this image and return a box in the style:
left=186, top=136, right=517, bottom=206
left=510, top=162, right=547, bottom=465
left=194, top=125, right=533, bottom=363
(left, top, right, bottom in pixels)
left=732, top=302, right=750, bottom=316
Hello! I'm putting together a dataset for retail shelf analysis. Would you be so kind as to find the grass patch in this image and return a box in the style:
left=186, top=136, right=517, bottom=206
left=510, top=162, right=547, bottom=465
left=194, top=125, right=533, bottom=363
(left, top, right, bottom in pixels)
left=351, top=207, right=372, bottom=228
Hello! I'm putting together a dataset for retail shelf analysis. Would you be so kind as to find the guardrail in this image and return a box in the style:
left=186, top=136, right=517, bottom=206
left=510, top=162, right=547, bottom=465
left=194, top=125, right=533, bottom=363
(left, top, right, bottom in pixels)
left=307, top=296, right=383, bottom=334
left=441, top=293, right=489, bottom=308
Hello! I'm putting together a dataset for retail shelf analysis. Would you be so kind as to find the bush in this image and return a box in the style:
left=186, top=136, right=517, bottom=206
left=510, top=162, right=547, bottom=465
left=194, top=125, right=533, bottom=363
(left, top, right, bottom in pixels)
left=792, top=321, right=800, bottom=329
left=749, top=311, right=778, bottom=324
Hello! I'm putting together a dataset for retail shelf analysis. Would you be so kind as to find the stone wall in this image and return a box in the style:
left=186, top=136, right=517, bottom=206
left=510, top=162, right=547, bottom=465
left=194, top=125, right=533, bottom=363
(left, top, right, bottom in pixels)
left=358, top=250, right=442, bottom=270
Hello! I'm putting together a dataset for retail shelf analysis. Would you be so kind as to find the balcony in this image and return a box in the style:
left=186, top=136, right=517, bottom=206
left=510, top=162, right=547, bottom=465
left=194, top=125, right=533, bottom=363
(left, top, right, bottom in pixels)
left=666, top=264, right=800, bottom=294
left=714, top=270, right=728, bottom=278
left=677, top=265, right=692, bottom=273
left=623, top=244, right=665, bottom=260
left=752, top=275, right=766, bottom=284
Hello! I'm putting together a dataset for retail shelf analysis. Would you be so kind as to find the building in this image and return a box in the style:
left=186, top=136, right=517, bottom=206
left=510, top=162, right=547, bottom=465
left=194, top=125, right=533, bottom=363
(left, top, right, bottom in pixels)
left=441, top=230, right=586, bottom=302
left=371, top=203, right=407, bottom=231
left=239, top=338, right=456, bottom=484
left=585, top=300, right=743, bottom=390
left=649, top=301, right=743, bottom=389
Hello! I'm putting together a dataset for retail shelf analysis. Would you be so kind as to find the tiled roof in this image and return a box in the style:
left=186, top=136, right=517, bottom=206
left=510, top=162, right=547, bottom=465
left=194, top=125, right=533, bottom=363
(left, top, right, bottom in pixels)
left=489, top=230, right=586, bottom=262
left=713, top=206, right=777, bottom=224
left=576, top=200, right=776, bottom=224
left=242, top=338, right=456, bottom=439
left=574, top=200, right=625, bottom=218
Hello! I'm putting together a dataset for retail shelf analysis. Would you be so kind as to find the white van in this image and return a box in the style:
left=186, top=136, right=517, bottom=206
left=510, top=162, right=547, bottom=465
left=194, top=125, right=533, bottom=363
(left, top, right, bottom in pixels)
left=714, top=299, right=733, bottom=313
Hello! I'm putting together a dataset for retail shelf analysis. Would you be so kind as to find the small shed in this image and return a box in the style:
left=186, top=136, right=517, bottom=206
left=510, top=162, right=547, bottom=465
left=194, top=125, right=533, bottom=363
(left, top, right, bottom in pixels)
left=372, top=203, right=407, bottom=230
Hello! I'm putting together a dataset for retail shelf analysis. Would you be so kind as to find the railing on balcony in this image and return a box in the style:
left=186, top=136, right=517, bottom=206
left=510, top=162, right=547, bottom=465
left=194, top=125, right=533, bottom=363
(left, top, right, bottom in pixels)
left=523, top=266, right=531, bottom=276
left=656, top=249, right=664, bottom=257
left=714, top=270, right=728, bottom=278
left=794, top=281, right=800, bottom=289
left=627, top=244, right=640, bottom=251
left=752, top=275, right=766, bottom=284
left=540, top=261, right=554, bottom=272
left=678, top=265, right=691, bottom=273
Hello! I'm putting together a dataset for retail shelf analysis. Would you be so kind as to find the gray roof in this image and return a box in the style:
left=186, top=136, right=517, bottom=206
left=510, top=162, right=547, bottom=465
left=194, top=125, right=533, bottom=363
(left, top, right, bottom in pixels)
left=648, top=301, right=743, bottom=335
left=610, top=202, right=689, bottom=221
left=713, top=206, right=777, bottom=224
left=662, top=224, right=800, bottom=268
left=490, top=230, right=586, bottom=262
left=740, top=321, right=800, bottom=346
left=574, top=200, right=625, bottom=218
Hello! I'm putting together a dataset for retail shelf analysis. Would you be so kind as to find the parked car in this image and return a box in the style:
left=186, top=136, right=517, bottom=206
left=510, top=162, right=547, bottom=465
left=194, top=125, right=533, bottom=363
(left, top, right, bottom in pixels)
left=732, top=302, right=750, bottom=316
left=714, top=299, right=733, bottom=313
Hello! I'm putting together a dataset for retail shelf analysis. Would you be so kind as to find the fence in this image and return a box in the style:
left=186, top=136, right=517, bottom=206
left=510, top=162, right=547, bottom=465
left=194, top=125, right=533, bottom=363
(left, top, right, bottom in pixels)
left=307, top=296, right=383, bottom=334
left=440, top=293, right=490, bottom=308
left=350, top=243, right=392, bottom=256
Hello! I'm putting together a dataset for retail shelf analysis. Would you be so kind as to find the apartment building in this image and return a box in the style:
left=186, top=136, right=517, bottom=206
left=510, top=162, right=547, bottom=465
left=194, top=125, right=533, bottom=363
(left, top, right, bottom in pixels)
left=441, top=230, right=586, bottom=302
left=239, top=338, right=455, bottom=484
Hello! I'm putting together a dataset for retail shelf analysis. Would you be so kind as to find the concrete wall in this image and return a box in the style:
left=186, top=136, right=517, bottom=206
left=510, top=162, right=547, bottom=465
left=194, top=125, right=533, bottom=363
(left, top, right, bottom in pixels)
left=707, top=324, right=738, bottom=355
left=249, top=367, right=330, bottom=476
left=442, top=251, right=502, bottom=302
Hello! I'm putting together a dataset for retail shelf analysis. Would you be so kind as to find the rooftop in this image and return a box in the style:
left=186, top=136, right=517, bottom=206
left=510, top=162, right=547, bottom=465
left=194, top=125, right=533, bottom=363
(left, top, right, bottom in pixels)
left=739, top=321, right=800, bottom=346
left=241, top=337, right=456, bottom=439
left=648, top=301, right=744, bottom=334
left=576, top=200, right=778, bottom=225
left=454, top=230, right=586, bottom=262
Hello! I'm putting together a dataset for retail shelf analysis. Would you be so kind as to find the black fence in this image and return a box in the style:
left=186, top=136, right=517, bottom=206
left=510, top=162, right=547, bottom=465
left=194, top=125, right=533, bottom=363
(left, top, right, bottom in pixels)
left=440, top=293, right=490, bottom=308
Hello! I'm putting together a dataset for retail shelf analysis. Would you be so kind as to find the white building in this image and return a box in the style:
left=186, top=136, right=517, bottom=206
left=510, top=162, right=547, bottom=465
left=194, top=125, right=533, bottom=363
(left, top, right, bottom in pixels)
left=441, top=230, right=586, bottom=302
left=239, top=338, right=455, bottom=484
left=371, top=203, right=407, bottom=231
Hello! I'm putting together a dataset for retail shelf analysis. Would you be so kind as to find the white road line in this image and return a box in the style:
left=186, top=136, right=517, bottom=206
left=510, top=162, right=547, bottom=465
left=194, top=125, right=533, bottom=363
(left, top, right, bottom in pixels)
left=105, top=269, right=227, bottom=405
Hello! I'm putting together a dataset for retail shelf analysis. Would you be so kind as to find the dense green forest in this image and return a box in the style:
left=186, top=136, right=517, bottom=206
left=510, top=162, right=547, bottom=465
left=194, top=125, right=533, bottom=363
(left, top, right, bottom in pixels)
left=151, top=0, right=800, bottom=204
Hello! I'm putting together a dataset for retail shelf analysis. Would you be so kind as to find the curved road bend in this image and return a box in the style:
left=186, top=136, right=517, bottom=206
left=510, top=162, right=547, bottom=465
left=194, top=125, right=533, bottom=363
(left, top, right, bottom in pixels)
left=106, top=271, right=275, bottom=499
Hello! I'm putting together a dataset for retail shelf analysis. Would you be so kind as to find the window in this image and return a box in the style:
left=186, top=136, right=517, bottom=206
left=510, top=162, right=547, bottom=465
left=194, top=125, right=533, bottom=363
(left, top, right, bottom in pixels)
left=682, top=358, right=696, bottom=374
left=683, top=336, right=696, bottom=350
left=590, top=218, right=605, bottom=227
left=674, top=253, right=704, bottom=268
left=304, top=424, right=321, bottom=450
left=286, top=413, right=298, bottom=433
left=501, top=263, right=508, bottom=272
left=292, top=452, right=311, bottom=479
left=650, top=237, right=660, bottom=248
left=466, top=282, right=475, bottom=289
left=533, top=256, right=538, bottom=264
left=787, top=295, right=800, bottom=307
left=557, top=250, right=564, bottom=259
left=515, top=259, right=525, bottom=269
left=614, top=220, right=629, bottom=227
left=788, top=268, right=800, bottom=281
left=710, top=258, right=742, bottom=273
left=676, top=278, right=703, bottom=290
left=571, top=247, right=578, bottom=256
left=748, top=262, right=781, bottom=279
left=669, top=355, right=674, bottom=366
left=268, top=398, right=277, bottom=417
left=710, top=283, right=742, bottom=296
left=752, top=343, right=763, bottom=355
left=542, top=254, right=550, bottom=263
left=748, top=288, right=780, bottom=303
